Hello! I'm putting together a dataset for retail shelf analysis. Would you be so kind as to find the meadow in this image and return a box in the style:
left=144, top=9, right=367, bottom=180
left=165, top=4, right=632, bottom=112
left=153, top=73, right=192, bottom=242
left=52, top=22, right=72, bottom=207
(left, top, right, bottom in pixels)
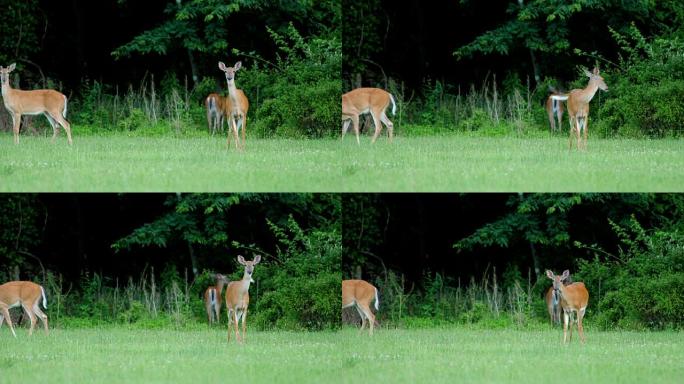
left=1, top=134, right=683, bottom=191
left=2, top=326, right=682, bottom=383
left=338, top=328, right=684, bottom=383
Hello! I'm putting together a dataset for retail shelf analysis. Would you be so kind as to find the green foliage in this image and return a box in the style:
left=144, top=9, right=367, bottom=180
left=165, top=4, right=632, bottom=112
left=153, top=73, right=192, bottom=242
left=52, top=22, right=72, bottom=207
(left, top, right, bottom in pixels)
left=592, top=27, right=684, bottom=137
left=238, top=25, right=341, bottom=138
left=252, top=216, right=341, bottom=330
left=576, top=218, right=684, bottom=330
left=0, top=194, right=42, bottom=271
left=0, top=0, right=41, bottom=65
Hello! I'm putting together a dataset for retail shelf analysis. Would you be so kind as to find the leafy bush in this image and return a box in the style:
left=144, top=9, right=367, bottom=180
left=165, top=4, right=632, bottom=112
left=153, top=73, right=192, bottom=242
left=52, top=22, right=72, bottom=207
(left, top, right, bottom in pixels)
left=576, top=218, right=684, bottom=330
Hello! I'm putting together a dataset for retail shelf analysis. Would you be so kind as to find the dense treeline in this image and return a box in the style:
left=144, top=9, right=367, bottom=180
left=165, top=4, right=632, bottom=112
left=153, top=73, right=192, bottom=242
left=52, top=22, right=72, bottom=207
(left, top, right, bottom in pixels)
left=342, top=194, right=684, bottom=330
left=343, top=0, right=684, bottom=138
left=0, top=194, right=340, bottom=330
left=0, top=0, right=340, bottom=139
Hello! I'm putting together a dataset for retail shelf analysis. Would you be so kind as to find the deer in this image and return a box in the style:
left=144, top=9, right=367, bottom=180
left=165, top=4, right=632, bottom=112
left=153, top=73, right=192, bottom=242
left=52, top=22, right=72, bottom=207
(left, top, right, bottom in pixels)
left=0, top=63, right=73, bottom=145
left=550, top=67, right=608, bottom=150
left=0, top=281, right=49, bottom=337
left=342, top=87, right=397, bottom=145
left=546, top=86, right=565, bottom=132
left=218, top=61, right=249, bottom=150
left=545, top=273, right=572, bottom=326
left=342, top=279, right=379, bottom=336
left=205, top=93, right=229, bottom=136
left=225, top=255, right=260, bottom=343
left=545, top=270, right=589, bottom=343
left=204, top=273, right=229, bottom=325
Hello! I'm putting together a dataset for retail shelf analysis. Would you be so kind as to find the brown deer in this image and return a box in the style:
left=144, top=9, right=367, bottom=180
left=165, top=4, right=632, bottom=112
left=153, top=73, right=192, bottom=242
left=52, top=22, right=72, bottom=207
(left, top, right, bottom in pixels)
left=1, top=63, right=73, bottom=145
left=204, top=273, right=229, bottom=324
left=550, top=68, right=608, bottom=150
left=342, top=279, right=379, bottom=336
left=0, top=281, right=49, bottom=337
left=342, top=88, right=396, bottom=144
left=225, top=255, right=260, bottom=343
left=546, top=270, right=589, bottom=343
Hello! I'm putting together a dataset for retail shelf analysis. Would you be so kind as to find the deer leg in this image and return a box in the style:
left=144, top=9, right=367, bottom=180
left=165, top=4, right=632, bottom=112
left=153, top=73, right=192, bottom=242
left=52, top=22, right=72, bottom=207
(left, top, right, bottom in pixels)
left=226, top=308, right=233, bottom=342
left=562, top=310, right=569, bottom=343
left=45, top=114, right=59, bottom=142
left=548, top=109, right=555, bottom=132
left=583, top=116, right=589, bottom=151
left=21, top=304, right=36, bottom=336
left=370, top=111, right=383, bottom=144
left=342, top=119, right=351, bottom=139
left=240, top=115, right=247, bottom=150
left=381, top=111, right=394, bottom=143
left=578, top=307, right=586, bottom=343
left=352, top=115, right=361, bottom=145
left=232, top=118, right=240, bottom=151
left=33, top=303, right=48, bottom=335
left=233, top=309, right=241, bottom=343
left=354, top=304, right=366, bottom=332
left=557, top=108, right=563, bottom=132
left=52, top=114, right=73, bottom=145
left=11, top=113, right=21, bottom=144
left=241, top=307, right=248, bottom=342
left=357, top=302, right=375, bottom=336
left=0, top=306, right=16, bottom=338
left=215, top=302, right=221, bottom=324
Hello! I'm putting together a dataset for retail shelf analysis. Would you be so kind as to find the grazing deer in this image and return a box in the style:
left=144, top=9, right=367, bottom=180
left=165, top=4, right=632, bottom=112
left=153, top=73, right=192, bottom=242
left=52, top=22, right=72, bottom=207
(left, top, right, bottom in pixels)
left=204, top=273, right=229, bottom=324
left=342, top=279, right=379, bottom=336
left=225, top=255, right=260, bottom=343
left=218, top=61, right=249, bottom=150
left=0, top=63, right=73, bottom=145
left=546, top=270, right=589, bottom=343
left=342, top=88, right=396, bottom=144
left=550, top=68, right=608, bottom=150
left=0, top=281, right=48, bottom=337
left=546, top=86, right=565, bottom=132
left=205, top=93, right=229, bottom=136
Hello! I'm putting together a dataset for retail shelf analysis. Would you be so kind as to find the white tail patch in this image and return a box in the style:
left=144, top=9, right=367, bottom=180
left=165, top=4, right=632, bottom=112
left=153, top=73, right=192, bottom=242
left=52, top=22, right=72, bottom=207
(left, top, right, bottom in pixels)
left=550, top=95, right=569, bottom=101
left=389, top=93, right=397, bottom=116
left=374, top=287, right=380, bottom=311
left=63, top=95, right=68, bottom=118
left=40, top=286, right=47, bottom=308
left=209, top=289, right=216, bottom=305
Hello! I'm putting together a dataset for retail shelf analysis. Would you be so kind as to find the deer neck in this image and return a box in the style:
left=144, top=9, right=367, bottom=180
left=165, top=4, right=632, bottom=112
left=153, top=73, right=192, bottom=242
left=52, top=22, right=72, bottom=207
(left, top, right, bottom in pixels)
left=580, top=80, right=600, bottom=104
left=1, top=79, right=10, bottom=98
left=235, top=272, right=253, bottom=295
left=227, top=80, right=239, bottom=101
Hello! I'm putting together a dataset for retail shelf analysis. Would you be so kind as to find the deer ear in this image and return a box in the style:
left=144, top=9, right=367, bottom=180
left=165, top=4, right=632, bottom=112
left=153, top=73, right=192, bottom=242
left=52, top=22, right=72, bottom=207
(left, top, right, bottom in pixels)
left=593, top=67, right=599, bottom=75
left=545, top=270, right=555, bottom=280
left=234, top=61, right=242, bottom=71
left=8, top=63, right=16, bottom=72
left=218, top=62, right=227, bottom=71
left=237, top=255, right=246, bottom=265
left=561, top=270, right=570, bottom=280
left=253, top=254, right=261, bottom=264
left=584, top=69, right=593, bottom=77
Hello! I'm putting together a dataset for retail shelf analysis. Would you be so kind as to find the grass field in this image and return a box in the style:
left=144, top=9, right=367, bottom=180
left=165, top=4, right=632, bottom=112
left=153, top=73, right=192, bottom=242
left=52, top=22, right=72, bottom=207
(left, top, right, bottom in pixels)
left=1, top=134, right=683, bottom=191
left=1, top=327, right=682, bottom=383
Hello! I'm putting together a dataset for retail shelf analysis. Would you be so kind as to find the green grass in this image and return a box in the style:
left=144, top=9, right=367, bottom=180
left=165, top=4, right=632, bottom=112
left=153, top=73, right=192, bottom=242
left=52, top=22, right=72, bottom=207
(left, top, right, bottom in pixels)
left=0, top=328, right=343, bottom=384
left=2, top=327, right=681, bottom=383
left=338, top=328, right=684, bottom=383
left=1, top=134, right=683, bottom=191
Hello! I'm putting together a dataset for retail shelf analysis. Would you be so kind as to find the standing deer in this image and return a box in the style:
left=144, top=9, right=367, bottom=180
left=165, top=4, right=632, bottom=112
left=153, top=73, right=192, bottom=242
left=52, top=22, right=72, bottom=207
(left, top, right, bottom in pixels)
left=546, top=86, right=565, bottom=132
left=342, top=279, right=379, bottom=336
left=205, top=93, right=229, bottom=136
left=218, top=61, right=249, bottom=150
left=342, top=88, right=396, bottom=144
left=0, top=63, right=73, bottom=145
left=546, top=270, right=589, bottom=343
left=204, top=273, right=229, bottom=325
left=550, top=68, right=608, bottom=150
left=0, top=281, right=49, bottom=337
left=225, top=255, right=260, bottom=343
left=545, top=273, right=573, bottom=326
